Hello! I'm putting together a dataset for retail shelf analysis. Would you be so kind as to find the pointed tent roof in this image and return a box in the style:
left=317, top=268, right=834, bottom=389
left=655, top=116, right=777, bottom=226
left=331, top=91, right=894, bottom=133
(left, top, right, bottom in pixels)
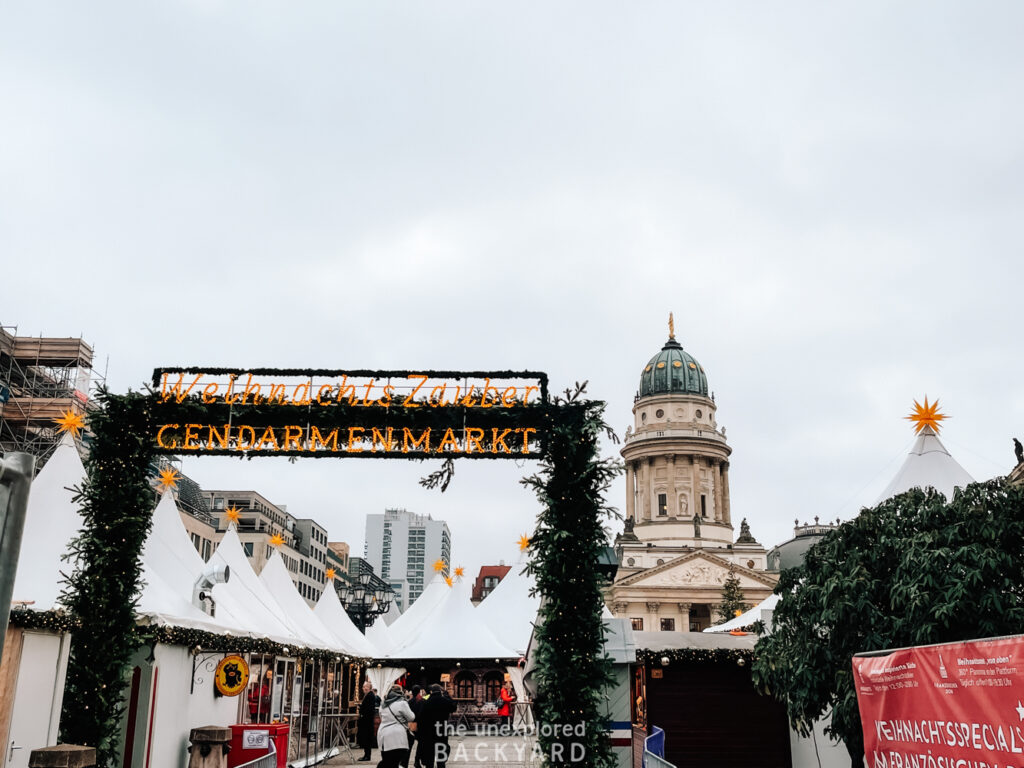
left=365, top=616, right=396, bottom=656
left=877, top=425, right=975, bottom=503
left=259, top=551, right=345, bottom=651
left=11, top=435, right=84, bottom=611
left=313, top=586, right=378, bottom=657
left=387, top=576, right=518, bottom=660
left=386, top=574, right=451, bottom=651
left=208, top=528, right=305, bottom=646
left=476, top=558, right=538, bottom=656
left=137, top=491, right=245, bottom=633
left=703, top=593, right=781, bottom=633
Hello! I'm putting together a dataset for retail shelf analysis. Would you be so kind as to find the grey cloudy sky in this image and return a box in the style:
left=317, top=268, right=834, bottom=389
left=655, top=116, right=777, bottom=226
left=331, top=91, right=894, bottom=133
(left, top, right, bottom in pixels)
left=4, top=2, right=1023, bottom=572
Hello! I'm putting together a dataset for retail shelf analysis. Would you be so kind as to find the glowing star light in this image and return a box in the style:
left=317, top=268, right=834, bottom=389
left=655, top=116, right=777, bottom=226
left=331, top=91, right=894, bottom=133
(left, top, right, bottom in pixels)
left=224, top=506, right=241, bottom=524
left=444, top=576, right=453, bottom=587
left=158, top=467, right=180, bottom=489
left=518, top=534, right=531, bottom=552
left=905, top=397, right=947, bottom=434
left=433, top=559, right=447, bottom=573
left=454, top=566, right=465, bottom=578
left=269, top=533, right=285, bottom=548
left=325, top=568, right=336, bottom=581
left=54, top=409, right=85, bottom=438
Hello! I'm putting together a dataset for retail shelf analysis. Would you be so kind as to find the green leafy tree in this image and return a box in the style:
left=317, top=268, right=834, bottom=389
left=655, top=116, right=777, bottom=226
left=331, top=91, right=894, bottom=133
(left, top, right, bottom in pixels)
left=716, top=569, right=749, bottom=623
left=752, top=479, right=1024, bottom=767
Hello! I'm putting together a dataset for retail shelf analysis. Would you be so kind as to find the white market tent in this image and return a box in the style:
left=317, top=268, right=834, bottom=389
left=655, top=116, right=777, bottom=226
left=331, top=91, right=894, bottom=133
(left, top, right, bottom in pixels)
left=387, top=575, right=518, bottom=661
left=10, top=435, right=83, bottom=610
left=313, top=586, right=378, bottom=658
left=475, top=559, right=538, bottom=657
left=703, top=593, right=780, bottom=633
left=385, top=573, right=451, bottom=652
left=258, top=550, right=351, bottom=653
left=876, top=424, right=974, bottom=503
left=365, top=615, right=396, bottom=655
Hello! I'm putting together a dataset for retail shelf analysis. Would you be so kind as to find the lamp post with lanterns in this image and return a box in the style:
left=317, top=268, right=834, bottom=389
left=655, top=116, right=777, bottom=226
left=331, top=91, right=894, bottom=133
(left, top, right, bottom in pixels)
left=339, top=569, right=392, bottom=633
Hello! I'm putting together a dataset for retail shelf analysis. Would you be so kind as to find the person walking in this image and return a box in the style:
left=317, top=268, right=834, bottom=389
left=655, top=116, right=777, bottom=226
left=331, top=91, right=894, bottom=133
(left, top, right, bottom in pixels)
left=417, top=684, right=457, bottom=768
left=497, top=680, right=517, bottom=733
left=408, top=686, right=426, bottom=768
left=377, top=685, right=416, bottom=768
left=357, top=680, right=377, bottom=761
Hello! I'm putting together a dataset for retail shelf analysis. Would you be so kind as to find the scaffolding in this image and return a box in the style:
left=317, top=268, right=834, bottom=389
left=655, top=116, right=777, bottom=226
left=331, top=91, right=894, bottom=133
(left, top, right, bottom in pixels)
left=0, top=325, right=94, bottom=468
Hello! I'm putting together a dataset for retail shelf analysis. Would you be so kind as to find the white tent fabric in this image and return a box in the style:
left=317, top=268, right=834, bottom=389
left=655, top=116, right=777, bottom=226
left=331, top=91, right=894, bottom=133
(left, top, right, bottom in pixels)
left=475, top=560, right=538, bottom=656
left=388, top=576, right=518, bottom=660
left=386, top=574, right=451, bottom=652
left=703, top=593, right=781, bottom=633
left=366, top=666, right=406, bottom=696
left=208, top=528, right=305, bottom=646
left=505, top=666, right=534, bottom=728
left=381, top=600, right=401, bottom=626
left=137, top=491, right=245, bottom=634
left=365, top=617, right=396, bottom=656
left=11, top=434, right=84, bottom=611
left=259, top=550, right=343, bottom=651
left=314, top=585, right=378, bottom=657
left=877, top=425, right=975, bottom=503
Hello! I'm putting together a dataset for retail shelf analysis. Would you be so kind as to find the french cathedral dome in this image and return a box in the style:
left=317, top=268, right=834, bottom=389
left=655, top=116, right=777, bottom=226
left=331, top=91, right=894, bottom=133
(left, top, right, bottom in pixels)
left=638, top=336, right=708, bottom=398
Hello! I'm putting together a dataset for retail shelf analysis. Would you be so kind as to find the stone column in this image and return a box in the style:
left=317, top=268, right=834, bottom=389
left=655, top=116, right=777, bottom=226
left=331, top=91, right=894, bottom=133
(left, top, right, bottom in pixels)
left=625, top=462, right=635, bottom=522
left=722, top=462, right=732, bottom=525
left=714, top=460, right=725, bottom=523
left=647, top=457, right=656, bottom=521
left=666, top=455, right=677, bottom=517
left=29, top=746, right=95, bottom=768
left=187, top=726, right=233, bottom=768
left=691, top=456, right=701, bottom=517
left=646, top=602, right=661, bottom=632
left=677, top=603, right=692, bottom=633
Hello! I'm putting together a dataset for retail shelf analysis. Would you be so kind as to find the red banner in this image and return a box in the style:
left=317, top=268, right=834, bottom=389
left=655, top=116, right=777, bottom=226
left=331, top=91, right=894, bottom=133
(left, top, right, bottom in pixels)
left=853, top=635, right=1024, bottom=768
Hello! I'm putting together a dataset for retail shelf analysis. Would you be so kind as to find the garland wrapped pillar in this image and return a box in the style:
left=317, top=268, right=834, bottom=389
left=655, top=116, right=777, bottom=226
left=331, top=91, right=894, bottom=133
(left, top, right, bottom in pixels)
left=60, top=390, right=156, bottom=766
left=525, top=395, right=620, bottom=768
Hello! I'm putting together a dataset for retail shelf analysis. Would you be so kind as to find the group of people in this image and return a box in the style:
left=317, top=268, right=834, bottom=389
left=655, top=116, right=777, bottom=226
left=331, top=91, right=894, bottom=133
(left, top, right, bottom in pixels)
left=357, top=679, right=519, bottom=768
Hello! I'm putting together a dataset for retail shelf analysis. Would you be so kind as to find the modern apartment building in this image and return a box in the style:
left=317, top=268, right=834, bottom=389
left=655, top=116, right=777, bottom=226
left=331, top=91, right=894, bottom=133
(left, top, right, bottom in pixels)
left=364, top=508, right=451, bottom=612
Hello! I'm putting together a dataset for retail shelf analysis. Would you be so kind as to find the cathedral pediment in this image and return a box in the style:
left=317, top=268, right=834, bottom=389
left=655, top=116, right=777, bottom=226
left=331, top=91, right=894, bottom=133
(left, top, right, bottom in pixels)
left=615, top=550, right=777, bottom=590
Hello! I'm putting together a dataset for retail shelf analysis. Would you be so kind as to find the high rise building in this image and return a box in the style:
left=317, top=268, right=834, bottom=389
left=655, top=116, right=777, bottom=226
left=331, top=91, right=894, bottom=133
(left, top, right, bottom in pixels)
left=364, top=508, right=451, bottom=612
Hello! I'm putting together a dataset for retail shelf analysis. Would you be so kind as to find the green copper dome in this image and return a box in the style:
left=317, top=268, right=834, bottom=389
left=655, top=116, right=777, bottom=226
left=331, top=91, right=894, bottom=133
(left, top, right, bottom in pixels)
left=638, top=337, right=708, bottom=397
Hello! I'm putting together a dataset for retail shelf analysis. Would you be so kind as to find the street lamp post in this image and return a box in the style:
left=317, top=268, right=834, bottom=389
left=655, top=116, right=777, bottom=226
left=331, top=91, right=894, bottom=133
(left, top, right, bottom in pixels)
left=340, top=570, right=392, bottom=634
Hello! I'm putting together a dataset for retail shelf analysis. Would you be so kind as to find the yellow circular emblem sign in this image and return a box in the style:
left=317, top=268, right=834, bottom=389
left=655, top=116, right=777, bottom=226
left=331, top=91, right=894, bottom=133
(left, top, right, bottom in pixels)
left=215, top=654, right=249, bottom=697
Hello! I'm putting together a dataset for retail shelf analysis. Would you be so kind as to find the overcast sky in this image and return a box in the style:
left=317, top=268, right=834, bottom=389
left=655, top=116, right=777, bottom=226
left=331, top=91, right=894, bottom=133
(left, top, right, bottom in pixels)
left=4, top=2, right=1023, bottom=576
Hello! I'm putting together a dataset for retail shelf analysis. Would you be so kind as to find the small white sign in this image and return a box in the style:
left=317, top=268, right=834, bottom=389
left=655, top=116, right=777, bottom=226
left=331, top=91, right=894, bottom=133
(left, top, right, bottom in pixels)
left=243, top=730, right=269, bottom=750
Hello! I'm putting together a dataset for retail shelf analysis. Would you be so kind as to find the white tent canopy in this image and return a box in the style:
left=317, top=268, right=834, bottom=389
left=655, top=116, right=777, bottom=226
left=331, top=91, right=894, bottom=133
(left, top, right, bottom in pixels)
left=386, top=574, right=451, bottom=652
left=877, top=425, right=975, bottom=503
left=313, top=585, right=378, bottom=657
left=259, top=551, right=348, bottom=652
left=703, top=593, right=780, bottom=633
left=365, top=616, right=396, bottom=656
left=388, top=576, right=518, bottom=660
left=11, top=434, right=84, bottom=611
left=475, top=559, right=538, bottom=657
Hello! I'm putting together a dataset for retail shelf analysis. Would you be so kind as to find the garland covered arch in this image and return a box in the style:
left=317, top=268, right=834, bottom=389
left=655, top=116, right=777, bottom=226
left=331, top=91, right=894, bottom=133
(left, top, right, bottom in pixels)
left=59, top=368, right=620, bottom=768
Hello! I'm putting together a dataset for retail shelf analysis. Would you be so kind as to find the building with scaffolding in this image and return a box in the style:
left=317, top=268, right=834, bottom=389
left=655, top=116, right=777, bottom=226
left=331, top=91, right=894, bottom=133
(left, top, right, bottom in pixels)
left=0, top=326, right=94, bottom=467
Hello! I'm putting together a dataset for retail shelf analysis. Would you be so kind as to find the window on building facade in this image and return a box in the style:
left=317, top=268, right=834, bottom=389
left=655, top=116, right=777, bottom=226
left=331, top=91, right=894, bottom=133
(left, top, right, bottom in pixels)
left=201, top=540, right=212, bottom=561
left=244, top=542, right=254, bottom=557
left=657, top=494, right=667, bottom=516
left=191, top=532, right=201, bottom=552
left=660, top=618, right=675, bottom=631
left=701, top=494, right=707, bottom=517
left=631, top=618, right=644, bottom=631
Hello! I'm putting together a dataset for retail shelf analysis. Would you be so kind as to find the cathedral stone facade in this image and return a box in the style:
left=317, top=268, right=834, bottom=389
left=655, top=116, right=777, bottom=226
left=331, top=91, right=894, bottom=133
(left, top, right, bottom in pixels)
left=606, top=325, right=777, bottom=631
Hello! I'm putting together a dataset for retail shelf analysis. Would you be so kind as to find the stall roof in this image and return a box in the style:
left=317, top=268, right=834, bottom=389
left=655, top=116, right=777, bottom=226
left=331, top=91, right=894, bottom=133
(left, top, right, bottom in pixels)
left=11, top=435, right=83, bottom=611
left=703, top=594, right=780, bottom=634
left=313, top=586, right=378, bottom=658
left=475, top=558, right=538, bottom=657
left=386, top=574, right=451, bottom=652
left=633, top=630, right=756, bottom=651
left=877, top=425, right=975, bottom=503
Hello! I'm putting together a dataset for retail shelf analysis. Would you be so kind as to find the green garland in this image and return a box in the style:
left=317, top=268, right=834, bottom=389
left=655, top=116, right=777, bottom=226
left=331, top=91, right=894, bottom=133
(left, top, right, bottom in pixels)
left=523, top=387, right=621, bottom=768
left=635, top=647, right=755, bottom=665
left=141, top=625, right=371, bottom=664
left=8, top=608, right=80, bottom=633
left=59, top=389, right=157, bottom=767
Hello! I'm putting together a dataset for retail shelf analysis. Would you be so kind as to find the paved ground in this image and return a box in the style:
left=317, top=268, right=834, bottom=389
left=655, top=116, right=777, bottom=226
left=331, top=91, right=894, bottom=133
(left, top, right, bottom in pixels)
left=326, top=729, right=542, bottom=768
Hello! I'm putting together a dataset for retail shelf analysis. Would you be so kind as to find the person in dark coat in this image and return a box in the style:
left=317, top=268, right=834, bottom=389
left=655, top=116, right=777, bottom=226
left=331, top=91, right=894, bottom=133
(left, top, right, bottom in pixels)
left=417, top=684, right=457, bottom=768
left=358, top=680, right=377, bottom=761
left=408, top=686, right=426, bottom=768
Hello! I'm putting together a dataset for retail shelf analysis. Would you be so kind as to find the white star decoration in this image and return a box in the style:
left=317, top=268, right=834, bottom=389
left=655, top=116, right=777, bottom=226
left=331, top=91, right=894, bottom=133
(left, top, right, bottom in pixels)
left=1016, top=701, right=1024, bottom=722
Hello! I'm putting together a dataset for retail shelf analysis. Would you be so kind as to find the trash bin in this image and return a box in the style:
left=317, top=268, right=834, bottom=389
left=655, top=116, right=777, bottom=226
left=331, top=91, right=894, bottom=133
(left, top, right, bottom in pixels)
left=228, top=723, right=289, bottom=768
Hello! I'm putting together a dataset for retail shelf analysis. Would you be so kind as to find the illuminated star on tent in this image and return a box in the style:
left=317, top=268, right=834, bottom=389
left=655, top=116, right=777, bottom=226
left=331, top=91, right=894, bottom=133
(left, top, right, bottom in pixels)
left=53, top=409, right=85, bottom=438
left=518, top=534, right=531, bottom=551
left=444, top=576, right=453, bottom=587
left=325, top=567, right=336, bottom=580
left=269, top=533, right=285, bottom=548
left=158, top=467, right=180, bottom=489
left=905, top=397, right=947, bottom=434
left=433, top=559, right=447, bottom=573
left=454, top=567, right=465, bottom=578
left=224, top=506, right=241, bottom=524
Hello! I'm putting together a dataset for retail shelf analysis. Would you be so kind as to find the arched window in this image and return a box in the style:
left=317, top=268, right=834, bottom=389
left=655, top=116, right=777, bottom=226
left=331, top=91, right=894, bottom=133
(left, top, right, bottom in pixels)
left=483, top=671, right=504, bottom=704
left=454, top=670, right=476, bottom=700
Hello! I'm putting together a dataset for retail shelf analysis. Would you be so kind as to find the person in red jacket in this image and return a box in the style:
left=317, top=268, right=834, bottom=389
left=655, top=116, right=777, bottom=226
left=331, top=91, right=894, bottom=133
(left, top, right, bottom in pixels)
left=497, top=681, right=517, bottom=733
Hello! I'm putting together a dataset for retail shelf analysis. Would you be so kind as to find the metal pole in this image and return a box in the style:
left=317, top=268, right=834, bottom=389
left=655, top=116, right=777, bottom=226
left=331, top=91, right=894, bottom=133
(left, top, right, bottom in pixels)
left=0, top=452, right=35, bottom=660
